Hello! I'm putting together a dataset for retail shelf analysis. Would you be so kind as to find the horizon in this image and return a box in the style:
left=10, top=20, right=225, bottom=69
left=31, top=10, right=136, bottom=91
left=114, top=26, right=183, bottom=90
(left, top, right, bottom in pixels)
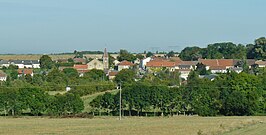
left=0, top=0, right=265, bottom=54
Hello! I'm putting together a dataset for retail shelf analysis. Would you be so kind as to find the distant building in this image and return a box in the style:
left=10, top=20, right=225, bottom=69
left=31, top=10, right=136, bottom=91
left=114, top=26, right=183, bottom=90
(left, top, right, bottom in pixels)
left=117, top=60, right=134, bottom=71
left=8, top=60, right=40, bottom=69
left=0, top=70, right=7, bottom=81
left=0, top=60, right=10, bottom=68
left=108, top=71, right=119, bottom=80
left=87, top=59, right=104, bottom=70
left=140, top=57, right=152, bottom=69
left=103, top=48, right=109, bottom=70
left=73, top=64, right=89, bottom=77
left=18, top=69, right=34, bottom=77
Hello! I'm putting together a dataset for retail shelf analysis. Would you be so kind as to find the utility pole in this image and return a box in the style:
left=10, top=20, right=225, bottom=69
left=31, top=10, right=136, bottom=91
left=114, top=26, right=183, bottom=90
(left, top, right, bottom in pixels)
left=119, top=83, right=122, bottom=120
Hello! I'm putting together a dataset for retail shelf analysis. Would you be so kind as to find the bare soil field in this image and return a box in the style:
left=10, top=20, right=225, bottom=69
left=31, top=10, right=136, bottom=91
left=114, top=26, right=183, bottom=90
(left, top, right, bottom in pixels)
left=0, top=116, right=265, bottom=135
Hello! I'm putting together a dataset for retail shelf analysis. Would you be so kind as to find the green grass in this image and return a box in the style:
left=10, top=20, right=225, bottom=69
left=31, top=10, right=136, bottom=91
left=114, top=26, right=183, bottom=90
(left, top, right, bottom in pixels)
left=0, top=116, right=265, bottom=135
left=82, top=89, right=119, bottom=112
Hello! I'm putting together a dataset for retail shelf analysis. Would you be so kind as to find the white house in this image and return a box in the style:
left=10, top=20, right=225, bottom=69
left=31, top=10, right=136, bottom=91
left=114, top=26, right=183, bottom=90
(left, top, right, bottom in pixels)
left=117, top=60, right=134, bottom=71
left=140, top=57, right=151, bottom=69
left=32, top=60, right=40, bottom=68
left=0, top=60, right=10, bottom=68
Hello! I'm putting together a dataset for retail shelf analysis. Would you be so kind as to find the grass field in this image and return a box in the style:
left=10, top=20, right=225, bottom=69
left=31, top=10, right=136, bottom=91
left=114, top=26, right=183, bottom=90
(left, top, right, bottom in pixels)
left=0, top=116, right=265, bottom=135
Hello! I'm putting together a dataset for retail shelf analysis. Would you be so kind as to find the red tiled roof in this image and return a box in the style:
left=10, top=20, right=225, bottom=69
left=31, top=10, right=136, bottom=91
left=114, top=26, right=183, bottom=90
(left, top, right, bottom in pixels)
left=118, top=60, right=134, bottom=66
left=146, top=61, right=175, bottom=67
left=74, top=64, right=88, bottom=69
left=108, top=71, right=118, bottom=76
left=18, top=69, right=33, bottom=75
left=199, top=59, right=234, bottom=67
left=218, top=59, right=234, bottom=67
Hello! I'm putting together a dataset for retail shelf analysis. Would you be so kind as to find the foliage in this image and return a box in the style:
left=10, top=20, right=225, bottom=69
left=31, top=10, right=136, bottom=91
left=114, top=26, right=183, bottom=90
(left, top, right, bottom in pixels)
left=146, top=52, right=154, bottom=58
left=40, top=55, right=54, bottom=69
left=84, top=69, right=107, bottom=81
left=114, top=69, right=135, bottom=85
left=117, top=49, right=136, bottom=62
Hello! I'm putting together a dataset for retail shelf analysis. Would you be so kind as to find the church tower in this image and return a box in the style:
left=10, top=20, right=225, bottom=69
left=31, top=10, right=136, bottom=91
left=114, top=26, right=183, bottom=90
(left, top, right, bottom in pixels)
left=103, top=48, right=109, bottom=70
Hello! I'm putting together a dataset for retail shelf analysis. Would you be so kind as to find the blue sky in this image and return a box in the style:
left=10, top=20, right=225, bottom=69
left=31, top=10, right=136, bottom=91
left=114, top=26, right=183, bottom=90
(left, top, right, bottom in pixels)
left=0, top=0, right=265, bottom=54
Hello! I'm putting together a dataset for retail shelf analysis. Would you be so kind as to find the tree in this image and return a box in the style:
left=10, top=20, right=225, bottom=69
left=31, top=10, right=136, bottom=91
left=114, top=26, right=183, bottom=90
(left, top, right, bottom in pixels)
left=136, top=54, right=144, bottom=60
left=247, top=37, right=266, bottom=60
left=10, top=70, right=18, bottom=80
left=40, top=55, right=54, bottom=69
left=63, top=68, right=79, bottom=78
left=114, top=69, right=135, bottom=85
left=195, top=63, right=210, bottom=75
left=18, top=87, right=49, bottom=116
left=117, top=49, right=136, bottom=62
left=166, top=51, right=175, bottom=58
left=84, top=69, right=107, bottom=81
left=146, top=52, right=154, bottom=57
left=179, top=46, right=202, bottom=61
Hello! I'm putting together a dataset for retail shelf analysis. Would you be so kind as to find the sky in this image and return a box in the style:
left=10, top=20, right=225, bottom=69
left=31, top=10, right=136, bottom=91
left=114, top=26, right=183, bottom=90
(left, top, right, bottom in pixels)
left=0, top=0, right=265, bottom=54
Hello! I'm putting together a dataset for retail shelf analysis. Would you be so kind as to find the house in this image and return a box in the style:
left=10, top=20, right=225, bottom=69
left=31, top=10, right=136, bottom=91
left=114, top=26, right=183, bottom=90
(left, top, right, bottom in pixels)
left=18, top=69, right=34, bottom=77
left=73, top=58, right=86, bottom=64
left=255, top=60, right=266, bottom=68
left=0, top=70, right=7, bottom=81
left=233, top=59, right=256, bottom=69
left=0, top=60, right=10, bottom=68
left=179, top=69, right=191, bottom=80
left=87, top=59, right=104, bottom=70
left=32, top=60, right=40, bottom=68
left=145, top=60, right=175, bottom=72
left=9, top=60, right=40, bottom=69
left=140, top=57, right=152, bottom=69
left=198, top=59, right=234, bottom=73
left=73, top=64, right=89, bottom=77
left=113, top=60, right=120, bottom=66
left=23, top=60, right=34, bottom=68
left=108, top=71, right=119, bottom=80
left=11, top=60, right=25, bottom=69
left=117, top=60, right=134, bottom=71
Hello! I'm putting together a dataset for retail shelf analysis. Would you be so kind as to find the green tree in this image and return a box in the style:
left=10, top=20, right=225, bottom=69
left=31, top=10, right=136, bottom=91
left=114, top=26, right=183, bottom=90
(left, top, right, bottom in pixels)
left=136, top=53, right=144, bottom=60
left=166, top=51, right=175, bottom=58
left=179, top=46, right=202, bottom=61
left=84, top=69, right=107, bottom=81
left=40, top=55, right=54, bottom=69
left=146, top=52, right=154, bottom=57
left=114, top=69, right=135, bottom=85
left=18, top=87, right=49, bottom=116
left=63, top=68, right=79, bottom=78
left=117, top=49, right=136, bottom=62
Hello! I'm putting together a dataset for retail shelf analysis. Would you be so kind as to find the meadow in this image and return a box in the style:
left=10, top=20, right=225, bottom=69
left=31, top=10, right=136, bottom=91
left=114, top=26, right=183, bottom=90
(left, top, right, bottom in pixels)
left=0, top=116, right=265, bottom=135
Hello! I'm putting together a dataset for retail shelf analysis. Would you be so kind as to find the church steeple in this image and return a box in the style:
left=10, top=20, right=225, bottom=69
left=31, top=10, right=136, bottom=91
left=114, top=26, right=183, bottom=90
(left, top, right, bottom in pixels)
left=103, top=48, right=109, bottom=70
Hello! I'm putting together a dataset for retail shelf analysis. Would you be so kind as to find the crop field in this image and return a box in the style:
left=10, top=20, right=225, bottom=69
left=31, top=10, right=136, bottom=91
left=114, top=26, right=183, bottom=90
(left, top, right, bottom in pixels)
left=0, top=116, right=265, bottom=135
left=0, top=54, right=119, bottom=60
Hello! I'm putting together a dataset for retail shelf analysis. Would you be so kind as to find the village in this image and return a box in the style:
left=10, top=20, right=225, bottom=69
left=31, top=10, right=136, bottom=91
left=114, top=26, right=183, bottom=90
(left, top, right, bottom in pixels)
left=1, top=48, right=266, bottom=84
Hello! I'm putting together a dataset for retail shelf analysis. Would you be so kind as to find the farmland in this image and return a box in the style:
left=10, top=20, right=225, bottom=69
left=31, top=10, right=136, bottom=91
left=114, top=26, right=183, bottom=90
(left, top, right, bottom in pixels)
left=0, top=54, right=119, bottom=61
left=0, top=116, right=265, bottom=135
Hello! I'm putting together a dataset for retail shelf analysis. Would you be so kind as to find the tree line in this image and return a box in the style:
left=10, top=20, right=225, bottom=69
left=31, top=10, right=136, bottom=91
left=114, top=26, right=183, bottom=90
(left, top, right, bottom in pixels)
left=91, top=70, right=266, bottom=116
left=0, top=87, right=84, bottom=116
left=179, top=37, right=266, bottom=60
